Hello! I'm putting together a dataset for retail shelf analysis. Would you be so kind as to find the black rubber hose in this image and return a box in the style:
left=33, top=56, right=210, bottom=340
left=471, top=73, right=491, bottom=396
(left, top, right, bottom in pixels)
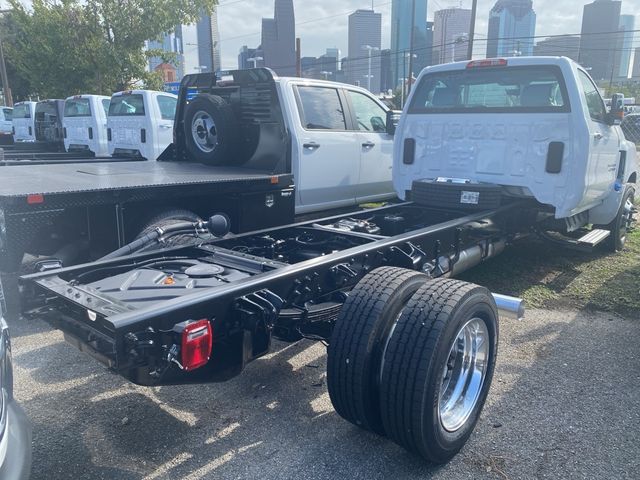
left=100, top=221, right=197, bottom=261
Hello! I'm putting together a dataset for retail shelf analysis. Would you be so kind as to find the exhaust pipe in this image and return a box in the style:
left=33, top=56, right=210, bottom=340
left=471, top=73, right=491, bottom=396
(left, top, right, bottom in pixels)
left=492, top=293, right=525, bottom=321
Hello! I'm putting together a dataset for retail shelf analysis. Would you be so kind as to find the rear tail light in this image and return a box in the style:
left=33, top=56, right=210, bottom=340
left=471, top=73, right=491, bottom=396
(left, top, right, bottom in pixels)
left=63, top=127, right=67, bottom=138
left=176, top=319, right=213, bottom=371
left=107, top=128, right=111, bottom=141
left=28, top=126, right=32, bottom=135
left=467, top=59, right=508, bottom=69
left=88, top=127, right=93, bottom=140
left=141, top=128, right=146, bottom=143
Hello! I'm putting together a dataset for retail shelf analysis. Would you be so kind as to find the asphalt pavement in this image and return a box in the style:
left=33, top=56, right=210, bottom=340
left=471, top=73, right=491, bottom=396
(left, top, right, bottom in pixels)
left=9, top=306, right=640, bottom=480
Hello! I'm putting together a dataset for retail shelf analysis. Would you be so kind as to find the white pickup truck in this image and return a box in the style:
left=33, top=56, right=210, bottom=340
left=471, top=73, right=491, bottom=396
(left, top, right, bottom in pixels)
left=395, top=56, right=638, bottom=251
left=11, top=101, right=37, bottom=143
left=63, top=95, right=111, bottom=156
left=181, top=75, right=395, bottom=213
left=107, top=90, right=177, bottom=161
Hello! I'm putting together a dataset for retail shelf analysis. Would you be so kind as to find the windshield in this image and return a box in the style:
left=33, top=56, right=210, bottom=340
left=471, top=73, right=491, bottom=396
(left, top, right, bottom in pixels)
left=13, top=103, right=31, bottom=119
left=409, top=65, right=570, bottom=114
left=109, top=94, right=146, bottom=116
left=36, top=102, right=58, bottom=118
left=64, top=98, right=92, bottom=117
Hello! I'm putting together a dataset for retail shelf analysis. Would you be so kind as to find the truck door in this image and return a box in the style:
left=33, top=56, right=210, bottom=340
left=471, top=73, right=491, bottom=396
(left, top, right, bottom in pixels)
left=293, top=85, right=359, bottom=210
left=344, top=89, right=394, bottom=202
left=577, top=70, right=619, bottom=204
left=156, top=95, right=177, bottom=157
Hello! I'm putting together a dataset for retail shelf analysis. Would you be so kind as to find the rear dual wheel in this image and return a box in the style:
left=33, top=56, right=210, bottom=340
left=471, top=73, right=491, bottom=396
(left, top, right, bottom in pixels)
left=327, top=268, right=498, bottom=463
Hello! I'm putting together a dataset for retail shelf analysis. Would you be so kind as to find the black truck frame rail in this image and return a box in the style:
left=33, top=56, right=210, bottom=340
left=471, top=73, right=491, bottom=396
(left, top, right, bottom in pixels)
left=24, top=200, right=533, bottom=386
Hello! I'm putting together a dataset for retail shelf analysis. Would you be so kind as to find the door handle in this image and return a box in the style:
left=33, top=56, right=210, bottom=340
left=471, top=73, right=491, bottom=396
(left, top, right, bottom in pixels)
left=362, top=141, right=376, bottom=148
left=593, top=132, right=603, bottom=140
left=303, top=142, right=320, bottom=150
left=159, top=124, right=172, bottom=129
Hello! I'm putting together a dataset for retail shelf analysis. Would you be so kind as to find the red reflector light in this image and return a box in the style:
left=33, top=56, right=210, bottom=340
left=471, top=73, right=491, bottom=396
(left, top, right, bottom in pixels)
left=181, top=319, right=213, bottom=371
left=27, top=194, right=44, bottom=204
left=467, top=59, right=508, bottom=69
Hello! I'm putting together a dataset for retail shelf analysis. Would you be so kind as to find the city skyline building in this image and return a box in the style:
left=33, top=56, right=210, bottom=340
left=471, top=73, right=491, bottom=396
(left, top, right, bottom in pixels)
left=238, top=45, right=264, bottom=70
left=433, top=8, right=472, bottom=64
left=261, top=0, right=296, bottom=76
left=578, top=0, right=622, bottom=81
left=618, top=14, right=635, bottom=78
left=347, top=9, right=382, bottom=93
left=390, top=0, right=429, bottom=89
left=486, top=0, right=536, bottom=58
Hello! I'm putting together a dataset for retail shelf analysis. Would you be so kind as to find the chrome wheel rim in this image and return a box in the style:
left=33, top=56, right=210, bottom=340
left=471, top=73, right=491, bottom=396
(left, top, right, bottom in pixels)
left=619, top=197, right=634, bottom=246
left=191, top=111, right=217, bottom=153
left=438, top=317, right=490, bottom=433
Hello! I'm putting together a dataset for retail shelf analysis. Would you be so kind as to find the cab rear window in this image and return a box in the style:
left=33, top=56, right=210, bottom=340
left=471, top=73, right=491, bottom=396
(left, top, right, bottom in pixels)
left=109, top=94, right=146, bottom=116
left=13, top=104, right=31, bottom=119
left=64, top=98, right=92, bottom=117
left=409, top=65, right=570, bottom=114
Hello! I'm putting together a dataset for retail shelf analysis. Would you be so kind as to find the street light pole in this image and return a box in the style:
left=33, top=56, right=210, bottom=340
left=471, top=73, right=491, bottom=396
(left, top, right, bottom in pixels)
left=407, top=0, right=416, bottom=96
left=247, top=56, right=263, bottom=69
left=362, top=45, right=379, bottom=92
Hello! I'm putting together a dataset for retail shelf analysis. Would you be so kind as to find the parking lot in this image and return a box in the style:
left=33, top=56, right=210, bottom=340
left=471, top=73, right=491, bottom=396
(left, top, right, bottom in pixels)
left=10, top=304, right=639, bottom=480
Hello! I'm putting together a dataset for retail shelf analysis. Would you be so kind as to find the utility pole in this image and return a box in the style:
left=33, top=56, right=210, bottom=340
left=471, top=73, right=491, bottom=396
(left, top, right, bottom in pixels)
left=407, top=0, right=417, bottom=95
left=296, top=37, right=301, bottom=77
left=0, top=9, right=12, bottom=106
left=467, top=0, right=478, bottom=60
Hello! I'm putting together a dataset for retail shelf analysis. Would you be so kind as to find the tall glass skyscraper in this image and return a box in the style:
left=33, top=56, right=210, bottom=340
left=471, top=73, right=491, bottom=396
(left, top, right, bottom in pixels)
left=391, top=0, right=429, bottom=88
left=486, top=0, right=536, bottom=58
left=347, top=9, right=382, bottom=93
left=261, top=0, right=296, bottom=76
left=618, top=14, right=635, bottom=78
left=579, top=0, right=621, bottom=81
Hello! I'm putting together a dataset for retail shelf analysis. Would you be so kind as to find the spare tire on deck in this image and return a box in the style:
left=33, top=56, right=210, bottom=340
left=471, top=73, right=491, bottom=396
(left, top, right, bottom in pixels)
left=183, top=94, right=239, bottom=165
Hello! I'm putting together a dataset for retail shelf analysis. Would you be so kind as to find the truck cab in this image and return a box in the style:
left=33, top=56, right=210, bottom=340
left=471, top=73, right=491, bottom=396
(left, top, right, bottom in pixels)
left=34, top=99, right=65, bottom=150
left=277, top=78, right=394, bottom=213
left=107, top=90, right=177, bottom=161
left=394, top=56, right=638, bottom=227
left=177, top=71, right=396, bottom=215
left=12, top=101, right=37, bottom=143
left=63, top=95, right=111, bottom=156
left=0, top=106, right=12, bottom=144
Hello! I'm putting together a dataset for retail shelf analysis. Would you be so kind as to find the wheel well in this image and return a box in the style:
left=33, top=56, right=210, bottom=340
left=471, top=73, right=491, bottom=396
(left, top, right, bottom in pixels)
left=629, top=172, right=637, bottom=184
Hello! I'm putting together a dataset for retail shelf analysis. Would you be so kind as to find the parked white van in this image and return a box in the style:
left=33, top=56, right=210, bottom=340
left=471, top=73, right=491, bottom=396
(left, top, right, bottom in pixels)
left=63, top=95, right=111, bottom=156
left=0, top=106, right=12, bottom=144
left=12, top=101, right=37, bottom=143
left=107, top=90, right=177, bottom=161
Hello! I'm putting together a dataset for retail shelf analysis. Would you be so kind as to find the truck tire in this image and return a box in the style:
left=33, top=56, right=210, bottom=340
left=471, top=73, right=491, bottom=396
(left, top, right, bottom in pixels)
left=327, top=267, right=428, bottom=434
left=183, top=94, right=239, bottom=165
left=135, top=208, right=203, bottom=248
left=604, top=186, right=635, bottom=252
left=379, top=279, right=498, bottom=464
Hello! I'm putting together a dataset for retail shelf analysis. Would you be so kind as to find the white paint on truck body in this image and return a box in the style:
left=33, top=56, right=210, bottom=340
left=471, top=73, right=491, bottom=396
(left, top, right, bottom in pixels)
left=12, top=101, right=37, bottom=143
left=394, top=56, right=638, bottom=222
left=275, top=78, right=395, bottom=214
left=107, top=90, right=177, bottom=161
left=63, top=95, right=111, bottom=156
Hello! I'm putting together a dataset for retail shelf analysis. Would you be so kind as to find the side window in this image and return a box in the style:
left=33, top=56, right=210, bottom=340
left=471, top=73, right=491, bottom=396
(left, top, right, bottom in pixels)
left=347, top=90, right=387, bottom=132
left=578, top=70, right=606, bottom=122
left=3, top=108, right=12, bottom=121
left=102, top=99, right=111, bottom=116
left=157, top=95, right=177, bottom=121
left=296, top=86, right=346, bottom=130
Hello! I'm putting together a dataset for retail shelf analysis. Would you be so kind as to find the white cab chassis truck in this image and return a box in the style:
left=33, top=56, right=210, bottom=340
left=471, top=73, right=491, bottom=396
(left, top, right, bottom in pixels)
left=63, top=95, right=111, bottom=156
left=107, top=90, right=177, bottom=161
left=18, top=66, right=639, bottom=466
left=395, top=57, right=637, bottom=251
left=12, top=101, right=37, bottom=143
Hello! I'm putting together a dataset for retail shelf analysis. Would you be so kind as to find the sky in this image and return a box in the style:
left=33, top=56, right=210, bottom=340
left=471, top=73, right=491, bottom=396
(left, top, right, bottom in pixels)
left=215, top=0, right=640, bottom=69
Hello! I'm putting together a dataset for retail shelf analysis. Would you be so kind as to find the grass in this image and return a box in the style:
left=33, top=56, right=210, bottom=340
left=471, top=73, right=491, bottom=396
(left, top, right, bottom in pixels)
left=459, top=223, right=640, bottom=319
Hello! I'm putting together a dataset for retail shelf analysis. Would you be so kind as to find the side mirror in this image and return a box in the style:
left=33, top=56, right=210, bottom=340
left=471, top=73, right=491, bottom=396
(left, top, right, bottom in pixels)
left=386, top=110, right=401, bottom=136
left=606, top=93, right=625, bottom=126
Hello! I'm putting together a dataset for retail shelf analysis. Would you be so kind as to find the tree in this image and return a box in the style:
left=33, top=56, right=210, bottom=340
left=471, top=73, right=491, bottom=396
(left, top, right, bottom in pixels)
left=4, top=0, right=217, bottom=98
